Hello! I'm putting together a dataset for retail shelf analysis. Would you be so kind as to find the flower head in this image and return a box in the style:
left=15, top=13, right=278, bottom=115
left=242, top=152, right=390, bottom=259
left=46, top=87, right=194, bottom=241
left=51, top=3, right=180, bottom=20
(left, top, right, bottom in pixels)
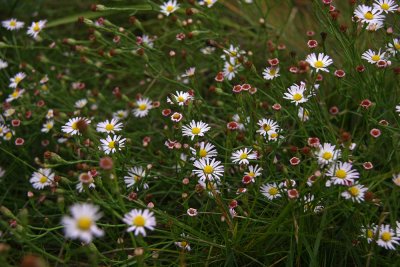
left=377, top=224, right=400, bottom=250
left=305, top=53, right=333, bottom=72
left=260, top=183, right=281, bottom=200
left=326, top=162, right=359, bottom=185
left=182, top=120, right=210, bottom=140
left=341, top=183, right=368, bottom=202
left=30, top=168, right=54, bottom=190
left=124, top=166, right=149, bottom=191
left=160, top=0, right=179, bottom=16
left=193, top=158, right=224, bottom=182
left=315, top=143, right=341, bottom=165
left=27, top=20, right=46, bottom=39
left=133, top=98, right=152, bottom=118
left=123, top=209, right=156, bottom=236
left=283, top=82, right=309, bottom=105
left=96, top=119, right=123, bottom=134
left=2, top=19, right=24, bottom=31
left=231, top=148, right=257, bottom=165
left=99, top=135, right=126, bottom=154
left=61, top=117, right=91, bottom=136
left=62, top=203, right=104, bottom=243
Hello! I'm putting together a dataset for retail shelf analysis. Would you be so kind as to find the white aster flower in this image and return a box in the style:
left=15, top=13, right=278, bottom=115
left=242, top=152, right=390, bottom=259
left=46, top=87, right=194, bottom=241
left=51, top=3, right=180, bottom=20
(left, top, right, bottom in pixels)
left=298, top=107, right=310, bottom=121
left=99, top=135, right=126, bottom=154
left=0, top=59, right=8, bottom=69
left=2, top=18, right=24, bottom=31
left=354, top=5, right=385, bottom=26
left=133, top=98, right=152, bottom=118
left=260, top=183, right=281, bottom=200
left=41, top=120, right=54, bottom=133
left=167, top=91, right=193, bottom=106
left=326, top=162, right=360, bottom=185
left=231, top=148, right=257, bottom=165
left=199, top=0, right=218, bottom=8
left=6, top=89, right=25, bottom=102
left=182, top=120, right=210, bottom=140
left=362, top=49, right=386, bottom=64
left=96, top=118, right=123, bottom=134
left=123, top=209, right=156, bottom=236
left=27, top=20, right=46, bottom=39
left=76, top=172, right=96, bottom=193
left=305, top=53, right=333, bottom=72
left=61, top=117, right=91, bottom=136
left=341, top=183, right=368, bottom=202
left=113, top=110, right=129, bottom=120
left=190, top=141, right=218, bottom=161
left=262, top=66, right=280, bottom=80
left=61, top=203, right=104, bottom=243
left=373, top=0, right=398, bottom=13
left=160, top=0, right=179, bottom=16
left=75, top=99, right=88, bottom=109
left=244, top=164, right=263, bottom=178
left=9, top=72, right=26, bottom=88
left=30, top=168, right=54, bottom=190
left=377, top=224, right=400, bottom=250
left=124, top=166, right=149, bottom=191
left=193, top=158, right=224, bottom=182
left=283, top=82, right=309, bottom=105
left=256, top=118, right=279, bottom=137
left=315, top=143, right=341, bottom=166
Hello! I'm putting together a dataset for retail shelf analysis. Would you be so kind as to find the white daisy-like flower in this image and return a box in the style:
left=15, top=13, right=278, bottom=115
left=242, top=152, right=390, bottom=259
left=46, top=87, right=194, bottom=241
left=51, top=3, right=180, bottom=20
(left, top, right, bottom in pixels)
left=0, top=59, right=8, bottom=69
left=61, top=203, right=104, bottom=243
left=75, top=99, right=88, bottom=109
left=6, top=89, right=25, bottom=102
left=76, top=172, right=96, bottom=193
left=175, top=234, right=191, bottom=251
left=190, top=141, right=218, bottom=161
left=256, top=118, right=279, bottom=137
left=387, top=38, right=400, bottom=55
left=141, top=34, right=154, bottom=48
left=267, top=130, right=282, bottom=142
left=362, top=49, right=386, bottom=64
left=27, top=20, right=47, bottom=39
left=0, top=124, right=9, bottom=137
left=61, top=117, right=91, bottom=136
left=298, top=107, right=310, bottom=121
left=231, top=148, right=257, bottom=165
left=262, top=66, right=280, bottom=80
left=41, top=120, right=54, bottom=133
left=199, top=0, right=218, bottom=8
left=133, top=98, right=152, bottom=118
left=200, top=46, right=216, bottom=55
left=113, top=110, right=128, bottom=120
left=182, top=120, right=210, bottom=140
left=96, top=118, right=123, bottom=134
left=315, top=143, right=341, bottom=166
left=392, top=173, right=400, bottom=186
left=260, top=183, right=281, bottom=200
left=354, top=5, right=385, bottom=25
left=326, top=162, right=360, bottom=185
left=198, top=179, right=220, bottom=196
left=2, top=18, right=24, bottom=31
left=46, top=109, right=54, bottom=119
left=99, top=135, right=126, bottom=154
left=30, top=168, right=54, bottom=190
left=341, top=183, right=368, bottom=202
left=124, top=166, right=149, bottom=191
left=167, top=91, right=193, bottom=106
left=232, top=114, right=248, bottom=131
left=395, top=104, right=400, bottom=115
left=223, top=61, right=239, bottom=81
left=122, top=209, right=156, bottom=236
left=361, top=225, right=377, bottom=244
left=222, top=44, right=245, bottom=60
left=160, top=0, right=179, bottom=16
left=377, top=224, right=400, bottom=250
left=245, top=165, right=263, bottom=178
left=305, top=53, right=333, bottom=72
left=193, top=158, right=224, bottom=182
left=283, top=82, right=309, bottom=105
left=182, top=67, right=196, bottom=77
left=9, top=72, right=26, bottom=88
left=373, top=0, right=398, bottom=13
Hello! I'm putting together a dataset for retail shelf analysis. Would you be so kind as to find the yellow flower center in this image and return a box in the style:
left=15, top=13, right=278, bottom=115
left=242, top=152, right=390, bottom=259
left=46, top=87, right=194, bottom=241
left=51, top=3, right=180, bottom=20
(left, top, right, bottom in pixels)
left=133, top=215, right=146, bottom=227
left=269, top=68, right=276, bottom=75
left=39, top=176, right=48, bottom=184
left=105, top=124, right=114, bottom=131
left=270, top=132, right=278, bottom=138
left=349, top=186, right=360, bottom=196
left=335, top=169, right=347, bottom=179
left=199, top=149, right=207, bottom=157
left=293, top=93, right=303, bottom=101
left=367, top=229, right=373, bottom=238
left=314, top=60, right=324, bottom=68
left=166, top=5, right=174, bottom=12
left=364, top=12, right=374, bottom=20
left=133, top=175, right=141, bottom=182
left=33, top=22, right=40, bottom=32
left=108, top=141, right=115, bottom=149
left=322, top=152, right=333, bottom=160
left=11, top=91, right=19, bottom=98
left=248, top=171, right=255, bottom=177
left=239, top=153, right=248, bottom=160
left=382, top=232, right=392, bottom=242
left=228, top=65, right=234, bottom=72
left=77, top=217, right=92, bottom=231
left=5, top=132, right=12, bottom=139
left=203, top=165, right=214, bottom=174
left=395, top=43, right=400, bottom=50
left=71, top=122, right=78, bottom=130
left=180, top=241, right=188, bottom=247
left=14, top=77, right=22, bottom=83
left=371, top=55, right=380, bottom=61
left=138, top=104, right=147, bottom=111
left=192, top=127, right=201, bottom=135
left=10, top=21, right=16, bottom=27
left=269, top=187, right=278, bottom=195
left=381, top=3, right=390, bottom=10
left=263, top=124, right=271, bottom=131
left=46, top=123, right=53, bottom=129
left=177, top=96, right=185, bottom=102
